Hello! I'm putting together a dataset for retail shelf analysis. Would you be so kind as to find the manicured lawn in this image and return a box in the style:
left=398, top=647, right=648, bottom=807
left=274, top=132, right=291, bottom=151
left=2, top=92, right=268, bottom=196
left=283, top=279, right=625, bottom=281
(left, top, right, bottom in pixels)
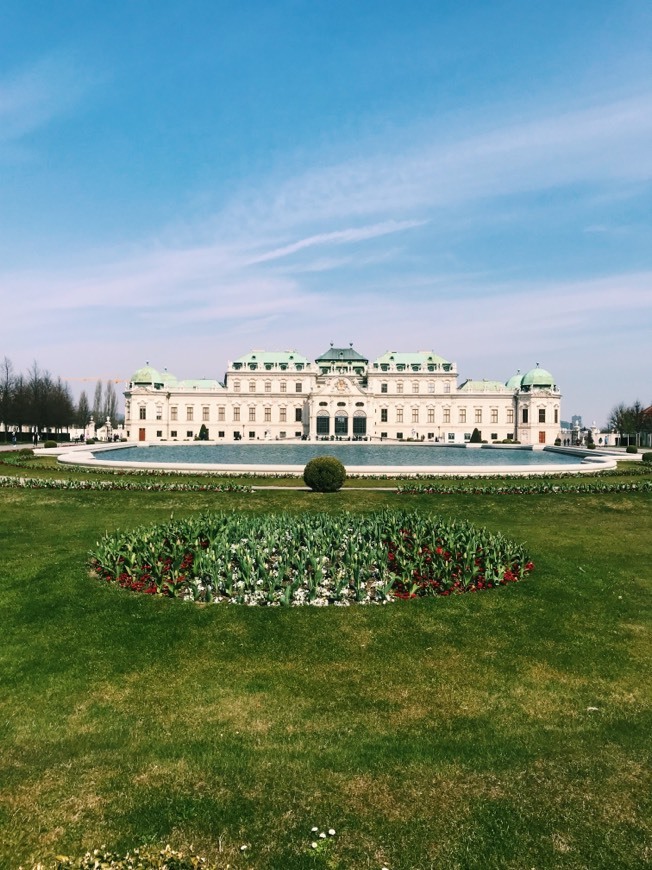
left=0, top=469, right=650, bottom=868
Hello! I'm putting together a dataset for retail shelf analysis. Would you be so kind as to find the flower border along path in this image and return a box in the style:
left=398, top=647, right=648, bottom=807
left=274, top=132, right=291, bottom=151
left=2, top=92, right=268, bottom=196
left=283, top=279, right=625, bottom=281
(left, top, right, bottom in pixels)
left=0, top=475, right=252, bottom=493
left=89, top=509, right=534, bottom=605
left=395, top=479, right=652, bottom=495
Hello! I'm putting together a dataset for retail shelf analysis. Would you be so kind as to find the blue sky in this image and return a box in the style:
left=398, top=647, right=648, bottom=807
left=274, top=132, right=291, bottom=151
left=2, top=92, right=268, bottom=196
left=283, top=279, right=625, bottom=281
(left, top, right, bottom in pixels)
left=1, top=1, right=650, bottom=425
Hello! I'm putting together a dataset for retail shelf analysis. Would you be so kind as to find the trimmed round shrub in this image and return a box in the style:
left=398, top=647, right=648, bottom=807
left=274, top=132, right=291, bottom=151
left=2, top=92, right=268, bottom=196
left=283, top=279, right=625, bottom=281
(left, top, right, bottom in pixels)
left=642, top=452, right=652, bottom=463
left=43, top=439, right=58, bottom=449
left=16, top=448, right=34, bottom=457
left=626, top=445, right=638, bottom=454
left=303, top=456, right=346, bottom=492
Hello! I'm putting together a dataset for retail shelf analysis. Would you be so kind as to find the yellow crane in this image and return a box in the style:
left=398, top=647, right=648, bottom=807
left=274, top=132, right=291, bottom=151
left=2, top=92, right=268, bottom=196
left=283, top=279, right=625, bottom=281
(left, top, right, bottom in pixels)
left=62, top=376, right=126, bottom=384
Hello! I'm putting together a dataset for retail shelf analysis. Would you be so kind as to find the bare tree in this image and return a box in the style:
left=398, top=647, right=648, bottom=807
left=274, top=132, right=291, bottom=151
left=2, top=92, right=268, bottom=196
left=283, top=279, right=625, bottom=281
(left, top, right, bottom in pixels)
left=103, top=380, right=118, bottom=425
left=0, top=357, right=14, bottom=441
left=76, top=390, right=90, bottom=427
left=92, top=380, right=103, bottom=421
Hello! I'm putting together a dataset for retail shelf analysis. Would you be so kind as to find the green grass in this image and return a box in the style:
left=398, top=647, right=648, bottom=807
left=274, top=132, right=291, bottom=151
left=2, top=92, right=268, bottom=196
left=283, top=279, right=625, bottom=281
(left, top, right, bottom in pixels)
left=0, top=471, right=650, bottom=868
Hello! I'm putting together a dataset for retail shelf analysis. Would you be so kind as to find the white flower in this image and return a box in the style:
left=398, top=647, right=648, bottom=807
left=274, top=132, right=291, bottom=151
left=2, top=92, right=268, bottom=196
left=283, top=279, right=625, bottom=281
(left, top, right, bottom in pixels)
left=240, top=844, right=247, bottom=851
left=311, top=826, right=319, bottom=833
left=328, top=828, right=336, bottom=836
left=319, top=831, right=326, bottom=839
left=311, top=842, right=318, bottom=849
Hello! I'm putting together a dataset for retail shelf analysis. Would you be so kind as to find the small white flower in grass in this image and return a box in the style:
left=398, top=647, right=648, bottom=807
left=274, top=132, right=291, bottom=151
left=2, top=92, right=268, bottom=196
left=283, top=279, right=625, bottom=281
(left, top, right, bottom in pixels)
left=328, top=828, right=336, bottom=836
left=240, top=844, right=247, bottom=852
left=319, top=831, right=326, bottom=839
left=311, top=842, right=318, bottom=849
left=311, top=826, right=319, bottom=833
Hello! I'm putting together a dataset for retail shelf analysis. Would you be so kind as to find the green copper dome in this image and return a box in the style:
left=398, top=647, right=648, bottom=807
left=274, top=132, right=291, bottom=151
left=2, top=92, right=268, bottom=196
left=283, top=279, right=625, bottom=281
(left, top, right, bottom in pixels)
left=521, top=366, right=556, bottom=389
left=130, top=364, right=164, bottom=387
left=505, top=371, right=522, bottom=390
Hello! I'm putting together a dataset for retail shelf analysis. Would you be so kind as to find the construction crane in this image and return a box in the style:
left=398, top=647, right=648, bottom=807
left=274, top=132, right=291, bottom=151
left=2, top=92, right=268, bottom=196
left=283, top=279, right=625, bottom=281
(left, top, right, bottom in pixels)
left=62, top=376, right=126, bottom=383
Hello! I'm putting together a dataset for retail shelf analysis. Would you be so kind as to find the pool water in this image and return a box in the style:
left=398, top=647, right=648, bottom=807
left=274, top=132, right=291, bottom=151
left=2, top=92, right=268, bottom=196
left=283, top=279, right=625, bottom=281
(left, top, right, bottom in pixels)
left=93, top=443, right=585, bottom=468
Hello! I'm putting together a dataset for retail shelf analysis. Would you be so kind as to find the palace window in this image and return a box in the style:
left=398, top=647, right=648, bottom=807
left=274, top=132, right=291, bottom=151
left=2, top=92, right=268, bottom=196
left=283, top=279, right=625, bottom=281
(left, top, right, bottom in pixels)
left=428, top=382, right=435, bottom=394
left=218, top=406, right=225, bottom=422
left=506, top=408, right=514, bottom=424
left=170, top=406, right=178, bottom=421
left=397, top=381, right=404, bottom=394
left=280, top=381, right=287, bottom=393
left=186, top=431, right=193, bottom=438
left=186, top=406, right=194, bottom=421
left=295, top=408, right=302, bottom=422
left=396, top=408, right=404, bottom=423
left=444, top=382, right=451, bottom=393
left=233, top=407, right=240, bottom=422
left=139, top=406, right=146, bottom=420
left=443, top=408, right=451, bottom=423
left=475, top=409, right=482, bottom=423
left=249, top=380, right=256, bottom=393
left=459, top=408, right=467, bottom=423
left=381, top=382, right=388, bottom=393
left=233, top=380, right=240, bottom=392
left=554, top=408, right=559, bottom=424
left=381, top=409, right=388, bottom=423
left=295, top=382, right=302, bottom=393
left=279, top=407, right=287, bottom=423
left=170, top=430, right=177, bottom=438
left=491, top=408, right=498, bottom=424
left=202, top=406, right=209, bottom=422
left=156, top=430, right=162, bottom=438
left=412, top=408, right=419, bottom=423
left=249, top=406, right=256, bottom=422
left=156, top=405, right=162, bottom=421
left=427, top=408, right=435, bottom=424
left=264, top=406, right=271, bottom=422
left=264, top=381, right=271, bottom=393
left=539, top=408, right=546, bottom=423
left=412, top=382, right=419, bottom=394
left=522, top=408, right=529, bottom=424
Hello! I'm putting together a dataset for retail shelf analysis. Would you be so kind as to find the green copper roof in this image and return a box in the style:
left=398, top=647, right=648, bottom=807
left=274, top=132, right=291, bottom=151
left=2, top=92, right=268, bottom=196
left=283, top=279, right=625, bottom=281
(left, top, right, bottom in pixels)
left=176, top=379, right=222, bottom=389
left=233, top=350, right=310, bottom=366
left=458, top=379, right=509, bottom=392
left=521, top=366, right=555, bottom=388
left=373, top=351, right=451, bottom=366
left=316, top=345, right=368, bottom=363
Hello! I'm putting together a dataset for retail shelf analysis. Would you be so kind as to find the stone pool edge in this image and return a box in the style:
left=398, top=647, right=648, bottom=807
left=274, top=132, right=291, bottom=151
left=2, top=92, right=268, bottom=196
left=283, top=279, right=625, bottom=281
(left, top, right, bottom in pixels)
left=44, top=443, right=616, bottom=477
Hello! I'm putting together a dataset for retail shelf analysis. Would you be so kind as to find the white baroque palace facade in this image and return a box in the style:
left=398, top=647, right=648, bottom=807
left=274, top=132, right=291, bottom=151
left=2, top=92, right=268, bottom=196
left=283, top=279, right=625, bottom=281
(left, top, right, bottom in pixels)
left=123, top=346, right=561, bottom=445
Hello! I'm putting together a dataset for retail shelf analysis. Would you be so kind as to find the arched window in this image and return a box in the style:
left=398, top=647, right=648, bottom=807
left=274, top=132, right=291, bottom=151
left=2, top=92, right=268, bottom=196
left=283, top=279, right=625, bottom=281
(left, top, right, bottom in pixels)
left=316, top=409, right=330, bottom=435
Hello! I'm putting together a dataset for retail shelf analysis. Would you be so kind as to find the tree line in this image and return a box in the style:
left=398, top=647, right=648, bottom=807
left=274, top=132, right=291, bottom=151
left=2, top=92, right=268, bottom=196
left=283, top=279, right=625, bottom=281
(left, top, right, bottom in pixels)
left=0, top=357, right=121, bottom=440
left=607, top=400, right=652, bottom=446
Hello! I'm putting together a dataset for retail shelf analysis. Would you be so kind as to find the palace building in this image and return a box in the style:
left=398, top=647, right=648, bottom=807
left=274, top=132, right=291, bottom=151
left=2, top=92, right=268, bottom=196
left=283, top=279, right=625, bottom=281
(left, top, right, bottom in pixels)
left=123, top=345, right=561, bottom=445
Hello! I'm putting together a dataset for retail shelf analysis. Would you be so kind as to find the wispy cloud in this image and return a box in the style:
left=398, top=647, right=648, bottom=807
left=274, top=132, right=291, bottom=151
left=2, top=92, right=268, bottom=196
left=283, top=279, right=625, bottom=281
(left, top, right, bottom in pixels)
left=0, top=53, right=94, bottom=150
left=218, top=92, right=652, bottom=235
left=246, top=219, right=427, bottom=264
left=1, top=88, right=651, bottom=425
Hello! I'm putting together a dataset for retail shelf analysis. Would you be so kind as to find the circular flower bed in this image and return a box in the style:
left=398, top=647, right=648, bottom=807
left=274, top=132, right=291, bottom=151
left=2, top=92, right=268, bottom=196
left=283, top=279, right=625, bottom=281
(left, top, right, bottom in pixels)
left=90, top=510, right=534, bottom=606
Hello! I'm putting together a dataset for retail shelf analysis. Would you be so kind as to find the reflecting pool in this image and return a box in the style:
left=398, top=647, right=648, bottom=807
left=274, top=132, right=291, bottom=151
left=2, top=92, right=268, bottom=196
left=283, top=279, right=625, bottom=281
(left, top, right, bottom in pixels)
left=92, top=443, right=588, bottom=469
